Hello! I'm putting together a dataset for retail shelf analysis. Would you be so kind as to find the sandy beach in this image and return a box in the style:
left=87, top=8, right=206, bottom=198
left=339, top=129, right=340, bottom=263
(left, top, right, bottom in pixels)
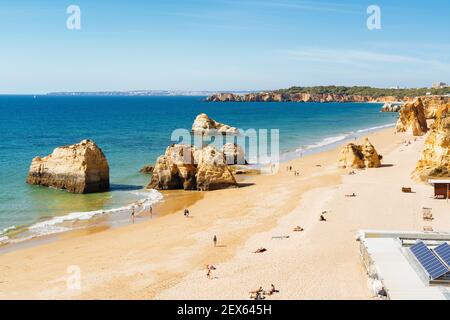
left=0, top=127, right=448, bottom=300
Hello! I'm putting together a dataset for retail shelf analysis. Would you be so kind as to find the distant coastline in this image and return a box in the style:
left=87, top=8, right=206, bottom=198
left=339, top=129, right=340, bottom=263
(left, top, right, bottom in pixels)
left=45, top=90, right=258, bottom=97
left=205, top=86, right=450, bottom=103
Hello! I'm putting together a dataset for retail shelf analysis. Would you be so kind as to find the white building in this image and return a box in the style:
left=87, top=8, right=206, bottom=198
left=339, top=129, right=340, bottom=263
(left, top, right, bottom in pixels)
left=359, top=230, right=450, bottom=300
left=432, top=82, right=448, bottom=89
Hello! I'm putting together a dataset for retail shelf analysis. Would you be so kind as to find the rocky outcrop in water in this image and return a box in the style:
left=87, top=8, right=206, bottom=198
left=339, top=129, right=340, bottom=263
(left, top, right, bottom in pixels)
left=139, top=164, right=154, bottom=174
left=381, top=102, right=404, bottom=112
left=206, top=92, right=402, bottom=103
left=338, top=138, right=382, bottom=169
left=192, top=113, right=239, bottom=135
left=147, top=144, right=237, bottom=191
left=395, top=98, right=429, bottom=136
left=413, top=102, right=450, bottom=181
left=194, top=145, right=238, bottom=191
left=26, top=139, right=110, bottom=194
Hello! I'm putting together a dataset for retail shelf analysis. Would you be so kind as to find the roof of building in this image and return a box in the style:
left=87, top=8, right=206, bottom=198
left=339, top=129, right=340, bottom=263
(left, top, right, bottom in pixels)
left=428, top=179, right=450, bottom=184
left=358, top=230, right=450, bottom=300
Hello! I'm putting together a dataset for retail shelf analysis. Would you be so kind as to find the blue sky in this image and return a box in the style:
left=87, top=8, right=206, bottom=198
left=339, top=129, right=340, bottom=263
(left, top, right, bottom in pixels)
left=0, top=0, right=449, bottom=93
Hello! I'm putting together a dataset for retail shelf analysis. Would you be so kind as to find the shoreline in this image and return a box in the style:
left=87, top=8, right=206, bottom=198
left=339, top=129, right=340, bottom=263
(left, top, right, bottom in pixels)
left=0, top=126, right=431, bottom=299
left=0, top=120, right=396, bottom=250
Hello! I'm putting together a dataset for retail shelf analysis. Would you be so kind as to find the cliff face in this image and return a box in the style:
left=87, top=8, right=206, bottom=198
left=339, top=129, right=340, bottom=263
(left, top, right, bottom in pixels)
left=194, top=145, right=238, bottom=191
left=192, top=113, right=239, bottom=135
left=147, top=144, right=237, bottom=191
left=413, top=103, right=450, bottom=181
left=26, top=139, right=110, bottom=194
left=418, top=96, right=450, bottom=119
left=395, top=98, right=429, bottom=136
left=206, top=92, right=402, bottom=103
left=338, top=138, right=382, bottom=169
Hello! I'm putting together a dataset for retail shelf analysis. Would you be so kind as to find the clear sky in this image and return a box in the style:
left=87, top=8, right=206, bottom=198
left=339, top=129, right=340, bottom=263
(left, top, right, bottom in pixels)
left=1, top=0, right=449, bottom=93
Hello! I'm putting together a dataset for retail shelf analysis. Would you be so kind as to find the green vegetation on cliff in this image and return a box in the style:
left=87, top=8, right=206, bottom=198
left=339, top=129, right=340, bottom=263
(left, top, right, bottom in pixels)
left=276, top=86, right=450, bottom=98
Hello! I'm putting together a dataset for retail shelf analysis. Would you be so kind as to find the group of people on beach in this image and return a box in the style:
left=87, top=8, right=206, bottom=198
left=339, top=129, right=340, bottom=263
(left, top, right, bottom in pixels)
left=287, top=165, right=300, bottom=176
left=249, top=284, right=279, bottom=300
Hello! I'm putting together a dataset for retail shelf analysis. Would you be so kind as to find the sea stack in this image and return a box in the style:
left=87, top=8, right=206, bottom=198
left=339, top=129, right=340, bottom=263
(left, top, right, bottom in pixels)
left=338, top=138, right=382, bottom=169
left=413, top=102, right=450, bottom=181
left=192, top=113, right=239, bottom=135
left=195, top=145, right=238, bottom=191
left=381, top=102, right=403, bottom=112
left=147, top=144, right=237, bottom=191
left=395, top=98, right=428, bottom=136
left=26, top=139, right=110, bottom=194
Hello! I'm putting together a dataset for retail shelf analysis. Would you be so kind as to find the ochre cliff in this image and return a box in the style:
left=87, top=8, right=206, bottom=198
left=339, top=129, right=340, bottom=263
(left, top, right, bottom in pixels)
left=27, top=139, right=110, bottom=194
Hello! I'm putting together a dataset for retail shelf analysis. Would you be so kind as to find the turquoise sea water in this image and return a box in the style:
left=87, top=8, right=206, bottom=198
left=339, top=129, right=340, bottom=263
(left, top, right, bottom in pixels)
left=0, top=96, right=397, bottom=242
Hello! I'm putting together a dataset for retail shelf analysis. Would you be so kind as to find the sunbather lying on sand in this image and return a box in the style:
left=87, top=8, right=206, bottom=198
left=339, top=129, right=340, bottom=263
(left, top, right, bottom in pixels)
left=319, top=215, right=327, bottom=222
left=293, top=226, right=304, bottom=232
left=345, top=193, right=357, bottom=197
left=249, top=287, right=266, bottom=300
left=250, top=292, right=266, bottom=300
left=253, top=248, right=267, bottom=254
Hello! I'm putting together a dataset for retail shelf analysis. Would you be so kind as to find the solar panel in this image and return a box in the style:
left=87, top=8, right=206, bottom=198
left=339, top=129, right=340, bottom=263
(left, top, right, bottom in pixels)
left=434, top=242, right=450, bottom=267
left=410, top=241, right=449, bottom=280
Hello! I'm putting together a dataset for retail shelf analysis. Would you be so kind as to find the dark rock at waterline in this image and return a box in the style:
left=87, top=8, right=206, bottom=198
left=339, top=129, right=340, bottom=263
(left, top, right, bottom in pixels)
left=140, top=164, right=154, bottom=174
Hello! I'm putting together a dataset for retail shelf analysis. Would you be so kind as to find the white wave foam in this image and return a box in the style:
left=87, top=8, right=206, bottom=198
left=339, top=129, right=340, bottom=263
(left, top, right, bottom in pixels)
left=0, top=226, right=16, bottom=235
left=296, top=134, right=351, bottom=153
left=294, top=123, right=396, bottom=154
left=24, top=189, right=163, bottom=239
left=357, top=123, right=395, bottom=133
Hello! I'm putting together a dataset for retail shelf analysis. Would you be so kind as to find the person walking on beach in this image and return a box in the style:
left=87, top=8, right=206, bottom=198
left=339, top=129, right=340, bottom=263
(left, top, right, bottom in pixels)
left=213, top=235, right=217, bottom=247
left=130, top=206, right=135, bottom=224
left=206, top=264, right=216, bottom=279
left=184, top=208, right=190, bottom=218
left=149, top=206, right=153, bottom=218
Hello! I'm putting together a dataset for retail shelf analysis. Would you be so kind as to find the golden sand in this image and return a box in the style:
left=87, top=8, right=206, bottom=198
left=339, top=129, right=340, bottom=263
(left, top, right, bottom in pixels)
left=0, top=128, right=448, bottom=300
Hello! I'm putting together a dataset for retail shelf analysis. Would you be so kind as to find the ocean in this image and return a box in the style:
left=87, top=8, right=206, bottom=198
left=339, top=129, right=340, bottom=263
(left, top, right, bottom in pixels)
left=0, top=95, right=397, bottom=244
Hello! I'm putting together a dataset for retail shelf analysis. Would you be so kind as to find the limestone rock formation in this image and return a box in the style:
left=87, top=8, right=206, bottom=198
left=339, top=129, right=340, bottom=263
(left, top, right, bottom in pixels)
left=381, top=102, right=403, bottom=112
left=139, top=164, right=154, bottom=174
left=419, top=96, right=450, bottom=119
left=338, top=144, right=366, bottom=169
left=147, top=144, right=197, bottom=190
left=222, top=143, right=247, bottom=165
left=361, top=138, right=382, bottom=168
left=192, top=113, right=239, bottom=135
left=147, top=144, right=237, bottom=191
left=205, top=92, right=405, bottom=103
left=26, top=139, right=110, bottom=194
left=413, top=103, right=450, bottom=181
left=338, top=138, right=382, bottom=169
left=194, top=146, right=238, bottom=191
left=396, top=98, right=428, bottom=136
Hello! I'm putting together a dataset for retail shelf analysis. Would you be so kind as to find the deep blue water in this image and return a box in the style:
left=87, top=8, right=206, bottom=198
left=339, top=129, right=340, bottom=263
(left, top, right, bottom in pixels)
left=0, top=96, right=397, bottom=240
